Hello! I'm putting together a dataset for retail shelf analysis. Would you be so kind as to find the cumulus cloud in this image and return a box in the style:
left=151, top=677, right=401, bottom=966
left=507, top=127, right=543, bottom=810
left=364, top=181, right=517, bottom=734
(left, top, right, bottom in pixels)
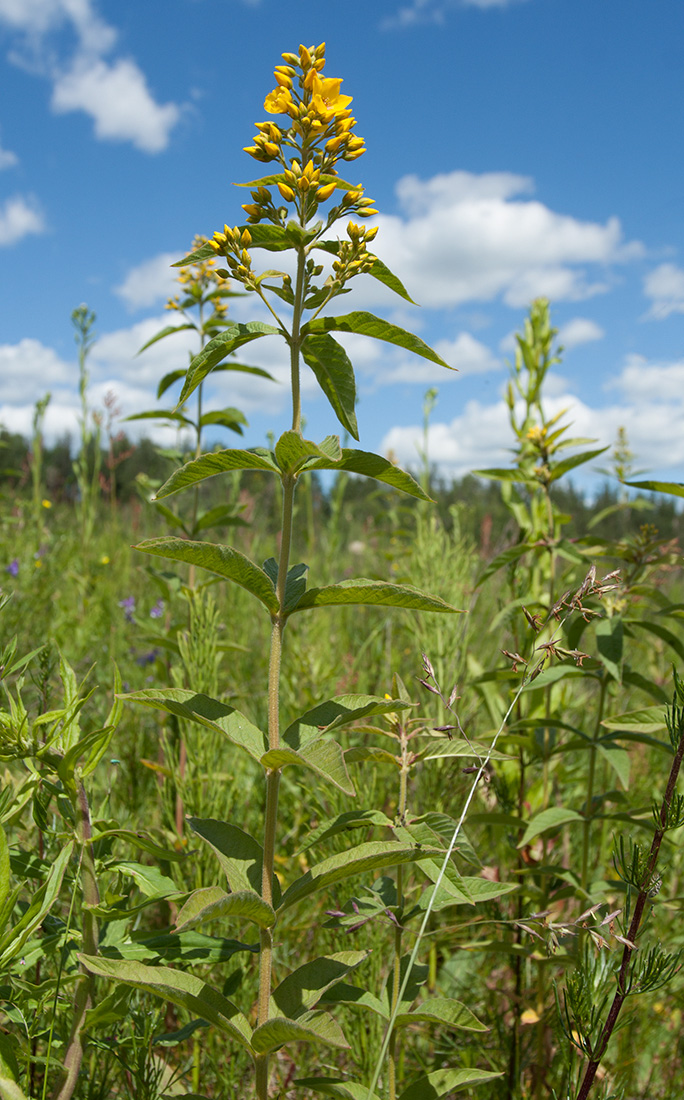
left=558, top=317, right=605, bottom=350
left=0, top=139, right=18, bottom=170
left=382, top=0, right=530, bottom=29
left=114, top=253, right=180, bottom=310
left=362, top=171, right=641, bottom=312
left=0, top=194, right=45, bottom=245
left=381, top=355, right=684, bottom=482
left=0, top=0, right=181, bottom=153
left=643, top=263, right=684, bottom=320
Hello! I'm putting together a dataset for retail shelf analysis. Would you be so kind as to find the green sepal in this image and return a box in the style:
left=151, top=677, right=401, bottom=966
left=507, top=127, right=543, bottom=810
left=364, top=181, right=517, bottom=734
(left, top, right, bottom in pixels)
left=260, top=738, right=354, bottom=796
left=301, top=333, right=358, bottom=439
left=155, top=449, right=278, bottom=500
left=290, top=579, right=463, bottom=615
left=175, top=885, right=276, bottom=931
left=120, top=688, right=266, bottom=762
left=179, top=322, right=279, bottom=405
left=77, top=956, right=253, bottom=1051
left=251, top=1011, right=348, bottom=1055
left=271, top=951, right=368, bottom=1019
left=301, top=312, right=450, bottom=368
left=278, top=841, right=444, bottom=913
left=188, top=818, right=282, bottom=906
left=303, top=448, right=430, bottom=501
left=133, top=538, right=278, bottom=613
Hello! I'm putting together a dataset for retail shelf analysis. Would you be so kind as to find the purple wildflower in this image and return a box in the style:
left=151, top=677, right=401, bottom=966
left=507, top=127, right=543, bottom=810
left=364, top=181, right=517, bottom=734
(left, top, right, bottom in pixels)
left=149, top=600, right=164, bottom=619
left=5, top=559, right=19, bottom=577
left=136, top=649, right=159, bottom=667
left=118, top=596, right=136, bottom=622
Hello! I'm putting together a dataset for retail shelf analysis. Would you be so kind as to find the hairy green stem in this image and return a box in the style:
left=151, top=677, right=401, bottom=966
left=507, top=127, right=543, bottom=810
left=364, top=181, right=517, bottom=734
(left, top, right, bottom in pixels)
left=388, top=738, right=410, bottom=1100
left=581, top=677, right=607, bottom=893
left=52, top=783, right=99, bottom=1100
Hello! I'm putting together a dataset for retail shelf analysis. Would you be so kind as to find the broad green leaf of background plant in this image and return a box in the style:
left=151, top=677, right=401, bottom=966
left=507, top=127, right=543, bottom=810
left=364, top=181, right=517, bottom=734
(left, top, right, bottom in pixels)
left=251, top=1011, right=348, bottom=1054
left=290, top=579, right=463, bottom=615
left=398, top=1067, right=502, bottom=1099
left=517, top=807, right=583, bottom=848
left=295, top=1079, right=383, bottom=1100
left=601, top=707, right=667, bottom=734
left=0, top=842, right=73, bottom=967
left=271, top=952, right=368, bottom=1019
left=261, top=737, right=355, bottom=795
left=122, top=688, right=266, bottom=762
left=134, top=538, right=279, bottom=613
left=595, top=616, right=623, bottom=682
left=283, top=694, right=414, bottom=749
left=78, top=956, right=253, bottom=1051
left=394, top=997, right=487, bottom=1032
left=625, top=478, right=684, bottom=498
left=188, top=818, right=281, bottom=905
left=175, top=885, right=276, bottom=932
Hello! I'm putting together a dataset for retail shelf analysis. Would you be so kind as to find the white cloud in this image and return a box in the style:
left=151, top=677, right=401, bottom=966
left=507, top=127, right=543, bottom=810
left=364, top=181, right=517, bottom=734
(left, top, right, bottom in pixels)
left=381, top=355, right=684, bottom=482
left=0, top=195, right=45, bottom=245
left=0, top=0, right=181, bottom=153
left=382, top=0, right=532, bottom=29
left=643, top=263, right=684, bottom=320
left=558, top=317, right=605, bottom=350
left=362, top=170, right=641, bottom=312
left=0, top=140, right=18, bottom=170
left=51, top=57, right=180, bottom=153
left=114, top=252, right=180, bottom=310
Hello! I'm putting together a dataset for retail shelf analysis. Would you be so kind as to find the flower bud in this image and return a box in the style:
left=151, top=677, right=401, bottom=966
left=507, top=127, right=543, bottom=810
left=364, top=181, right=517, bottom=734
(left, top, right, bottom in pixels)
left=316, top=181, right=337, bottom=201
left=281, top=52, right=299, bottom=66
left=277, top=181, right=296, bottom=202
left=299, top=44, right=313, bottom=68
left=241, top=229, right=252, bottom=246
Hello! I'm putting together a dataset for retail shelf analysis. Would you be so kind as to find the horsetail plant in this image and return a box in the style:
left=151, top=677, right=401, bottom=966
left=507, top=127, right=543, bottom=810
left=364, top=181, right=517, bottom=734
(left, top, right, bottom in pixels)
left=76, top=43, right=489, bottom=1099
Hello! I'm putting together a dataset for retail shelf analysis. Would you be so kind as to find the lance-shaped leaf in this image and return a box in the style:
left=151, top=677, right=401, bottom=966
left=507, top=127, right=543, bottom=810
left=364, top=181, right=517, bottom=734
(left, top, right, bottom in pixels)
left=99, top=931, right=253, bottom=965
left=133, top=538, right=278, bottom=613
left=601, top=706, right=667, bottom=734
left=319, top=984, right=389, bottom=1020
left=547, top=446, right=609, bottom=482
left=262, top=558, right=309, bottom=613
left=290, top=579, right=463, bottom=615
left=172, top=241, right=217, bottom=266
left=296, top=1080, right=382, bottom=1100
left=175, top=886, right=275, bottom=932
left=0, top=842, right=73, bottom=967
left=275, top=431, right=342, bottom=475
left=398, top=1068, right=502, bottom=1099
left=394, top=997, right=487, bottom=1032
left=271, top=952, right=368, bottom=1020
left=625, top=478, right=684, bottom=498
left=304, top=449, right=430, bottom=501
left=252, top=1011, right=348, bottom=1055
left=517, top=807, right=583, bottom=848
left=137, top=325, right=196, bottom=356
left=315, top=240, right=417, bottom=304
left=301, top=810, right=394, bottom=851
left=302, top=312, right=450, bottom=368
left=284, top=694, right=413, bottom=750
left=121, top=688, right=266, bottom=762
left=301, top=334, right=358, bottom=439
left=261, top=737, right=354, bottom=796
left=187, top=818, right=281, bottom=906
left=155, top=449, right=278, bottom=500
left=78, top=956, right=253, bottom=1051
left=278, top=841, right=444, bottom=912
left=475, top=542, right=532, bottom=587
left=179, top=322, right=279, bottom=405
left=199, top=408, right=248, bottom=434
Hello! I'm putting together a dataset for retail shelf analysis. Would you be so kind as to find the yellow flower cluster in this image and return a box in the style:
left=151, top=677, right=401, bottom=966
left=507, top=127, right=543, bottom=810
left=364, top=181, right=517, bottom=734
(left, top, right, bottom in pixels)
left=166, top=235, right=229, bottom=316
left=237, top=43, right=377, bottom=225
left=208, top=226, right=257, bottom=289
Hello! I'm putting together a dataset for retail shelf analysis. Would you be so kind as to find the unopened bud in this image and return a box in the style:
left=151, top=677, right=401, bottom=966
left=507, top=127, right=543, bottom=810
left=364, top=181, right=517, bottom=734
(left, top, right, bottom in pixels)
left=277, top=181, right=296, bottom=202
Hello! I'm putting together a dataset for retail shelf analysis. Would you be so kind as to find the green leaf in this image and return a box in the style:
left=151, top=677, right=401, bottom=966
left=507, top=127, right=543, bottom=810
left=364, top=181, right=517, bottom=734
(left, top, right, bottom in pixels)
left=125, top=409, right=193, bottom=427
left=138, top=325, right=196, bottom=355
left=305, top=449, right=430, bottom=501
left=517, top=808, right=583, bottom=848
left=624, top=478, right=684, bottom=498
left=291, top=579, right=463, bottom=615
left=595, top=616, right=623, bottom=682
left=172, top=241, right=218, bottom=266
left=157, top=368, right=188, bottom=397
left=155, top=449, right=278, bottom=500
left=547, top=447, right=609, bottom=482
left=91, top=829, right=187, bottom=862
left=188, top=819, right=281, bottom=906
left=320, top=984, right=389, bottom=1019
left=596, top=740, right=630, bottom=788
left=301, top=810, right=394, bottom=851
left=476, top=543, right=532, bottom=587
left=367, top=257, right=417, bottom=304
left=259, top=560, right=309, bottom=613
left=601, top=706, right=667, bottom=734
left=284, top=694, right=413, bottom=750
left=301, top=334, right=358, bottom=440
left=0, top=828, right=10, bottom=916
left=628, top=619, right=684, bottom=664
left=398, top=1068, right=502, bottom=1099
left=78, top=956, right=253, bottom=1051
left=394, top=997, right=487, bottom=1032
left=133, top=538, right=278, bottom=613
left=295, top=1078, right=382, bottom=1100
left=418, top=739, right=512, bottom=762
left=271, top=952, right=367, bottom=1019
left=179, top=322, right=279, bottom=405
left=274, top=431, right=342, bottom=475
left=199, top=408, right=248, bottom=434
left=122, top=688, right=266, bottom=762
left=100, top=931, right=252, bottom=965
left=0, top=842, right=73, bottom=967
left=261, top=737, right=354, bottom=795
left=175, top=886, right=275, bottom=932
left=251, top=1011, right=348, bottom=1054
left=302, top=312, right=450, bottom=369
left=110, top=862, right=180, bottom=899
left=278, top=841, right=443, bottom=912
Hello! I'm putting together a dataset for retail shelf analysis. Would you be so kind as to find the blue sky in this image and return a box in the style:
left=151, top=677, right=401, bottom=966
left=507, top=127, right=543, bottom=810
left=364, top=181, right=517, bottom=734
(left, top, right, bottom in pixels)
left=1, top=0, right=683, bottom=487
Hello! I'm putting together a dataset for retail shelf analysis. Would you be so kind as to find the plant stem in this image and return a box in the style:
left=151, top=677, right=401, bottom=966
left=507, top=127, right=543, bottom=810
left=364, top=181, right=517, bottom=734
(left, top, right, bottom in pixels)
left=575, top=723, right=684, bottom=1099
left=581, top=677, right=607, bottom=893
left=53, top=783, right=99, bottom=1100
left=388, top=735, right=409, bottom=1100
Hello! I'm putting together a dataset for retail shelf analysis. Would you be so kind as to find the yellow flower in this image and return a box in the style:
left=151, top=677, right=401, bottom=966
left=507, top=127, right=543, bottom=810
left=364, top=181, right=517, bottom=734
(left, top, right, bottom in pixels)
left=41, top=498, right=52, bottom=508
left=308, top=72, right=353, bottom=118
left=34, top=559, right=42, bottom=569
left=264, top=87, right=295, bottom=116
left=100, top=554, right=110, bottom=565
